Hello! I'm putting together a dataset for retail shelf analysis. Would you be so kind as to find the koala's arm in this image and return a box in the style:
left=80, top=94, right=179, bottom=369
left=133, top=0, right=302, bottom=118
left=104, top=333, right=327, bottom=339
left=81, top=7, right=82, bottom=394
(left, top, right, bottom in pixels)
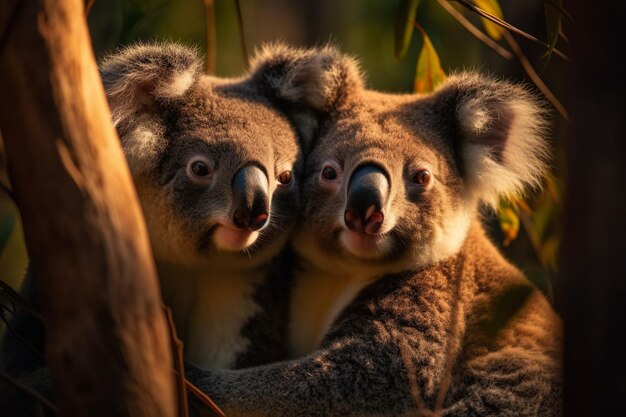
left=185, top=336, right=418, bottom=417
left=441, top=289, right=563, bottom=417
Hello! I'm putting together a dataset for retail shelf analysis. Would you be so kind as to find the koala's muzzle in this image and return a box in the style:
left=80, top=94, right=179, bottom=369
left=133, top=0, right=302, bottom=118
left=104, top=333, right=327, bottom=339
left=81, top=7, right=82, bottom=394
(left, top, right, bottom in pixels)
left=344, top=164, right=389, bottom=235
left=232, top=165, right=270, bottom=231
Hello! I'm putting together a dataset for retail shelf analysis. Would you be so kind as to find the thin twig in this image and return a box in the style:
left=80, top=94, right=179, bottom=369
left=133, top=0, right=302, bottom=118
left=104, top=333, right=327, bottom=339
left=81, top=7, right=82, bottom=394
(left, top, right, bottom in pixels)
left=202, top=0, right=217, bottom=74
left=433, top=259, right=465, bottom=414
left=0, top=280, right=43, bottom=322
left=502, top=30, right=568, bottom=120
left=0, top=312, right=47, bottom=362
left=0, top=182, right=15, bottom=202
left=546, top=0, right=574, bottom=23
left=435, top=0, right=512, bottom=60
left=171, top=369, right=227, bottom=417
left=164, top=305, right=189, bottom=417
left=234, top=0, right=249, bottom=67
left=0, top=0, right=21, bottom=58
left=451, top=0, right=568, bottom=60
left=0, top=370, right=58, bottom=415
left=517, top=205, right=548, bottom=267
left=84, top=0, right=94, bottom=16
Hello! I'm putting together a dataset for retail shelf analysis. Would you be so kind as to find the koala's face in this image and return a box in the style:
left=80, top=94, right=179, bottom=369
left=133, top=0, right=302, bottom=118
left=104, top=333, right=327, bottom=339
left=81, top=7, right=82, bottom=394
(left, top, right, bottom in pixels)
left=101, top=44, right=301, bottom=267
left=267, top=45, right=548, bottom=274
left=294, top=93, right=472, bottom=273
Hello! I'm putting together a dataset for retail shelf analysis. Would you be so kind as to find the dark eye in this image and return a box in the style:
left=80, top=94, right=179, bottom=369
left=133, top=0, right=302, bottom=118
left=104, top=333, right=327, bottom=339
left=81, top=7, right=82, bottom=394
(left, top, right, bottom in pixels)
left=413, top=170, right=431, bottom=186
left=191, top=161, right=210, bottom=177
left=186, top=157, right=213, bottom=183
left=277, top=171, right=293, bottom=185
left=322, top=166, right=338, bottom=181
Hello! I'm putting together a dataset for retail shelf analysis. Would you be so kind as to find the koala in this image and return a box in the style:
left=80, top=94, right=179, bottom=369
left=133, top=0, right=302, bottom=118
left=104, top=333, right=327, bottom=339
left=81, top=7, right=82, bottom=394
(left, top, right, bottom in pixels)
left=99, top=43, right=302, bottom=369
left=185, top=45, right=563, bottom=417
left=1, top=43, right=303, bottom=413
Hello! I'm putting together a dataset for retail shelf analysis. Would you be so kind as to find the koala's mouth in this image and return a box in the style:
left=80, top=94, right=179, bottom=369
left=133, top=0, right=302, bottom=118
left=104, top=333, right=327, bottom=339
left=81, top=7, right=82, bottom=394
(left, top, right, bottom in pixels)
left=339, top=229, right=391, bottom=259
left=213, top=224, right=260, bottom=252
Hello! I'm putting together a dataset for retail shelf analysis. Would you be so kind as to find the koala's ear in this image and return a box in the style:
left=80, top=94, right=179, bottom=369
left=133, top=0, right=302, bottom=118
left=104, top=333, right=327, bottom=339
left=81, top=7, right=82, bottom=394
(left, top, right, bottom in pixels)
left=101, top=43, right=201, bottom=128
left=434, top=73, right=550, bottom=208
left=99, top=43, right=201, bottom=174
left=248, top=43, right=364, bottom=146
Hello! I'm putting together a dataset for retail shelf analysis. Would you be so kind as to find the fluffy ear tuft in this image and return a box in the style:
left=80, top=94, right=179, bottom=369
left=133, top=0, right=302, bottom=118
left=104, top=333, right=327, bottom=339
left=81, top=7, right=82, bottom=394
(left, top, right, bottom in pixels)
left=99, top=43, right=201, bottom=174
left=101, top=42, right=201, bottom=128
left=249, top=43, right=364, bottom=112
left=247, top=43, right=364, bottom=149
left=437, top=73, right=551, bottom=208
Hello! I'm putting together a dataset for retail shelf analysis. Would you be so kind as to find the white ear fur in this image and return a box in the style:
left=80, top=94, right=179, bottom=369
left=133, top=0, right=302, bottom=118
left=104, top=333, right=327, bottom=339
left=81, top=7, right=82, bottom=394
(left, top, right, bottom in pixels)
left=100, top=43, right=201, bottom=174
left=121, top=116, right=167, bottom=175
left=447, top=73, right=550, bottom=208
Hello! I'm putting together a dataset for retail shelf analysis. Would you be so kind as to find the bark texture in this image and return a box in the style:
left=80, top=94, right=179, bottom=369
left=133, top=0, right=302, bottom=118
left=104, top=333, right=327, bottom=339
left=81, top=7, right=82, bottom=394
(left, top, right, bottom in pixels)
left=0, top=1, right=176, bottom=416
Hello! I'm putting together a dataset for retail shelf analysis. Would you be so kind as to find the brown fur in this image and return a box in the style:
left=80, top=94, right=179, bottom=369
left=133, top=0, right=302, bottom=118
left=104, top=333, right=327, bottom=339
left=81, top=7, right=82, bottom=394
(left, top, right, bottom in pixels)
left=98, top=43, right=305, bottom=369
left=186, top=44, right=561, bottom=417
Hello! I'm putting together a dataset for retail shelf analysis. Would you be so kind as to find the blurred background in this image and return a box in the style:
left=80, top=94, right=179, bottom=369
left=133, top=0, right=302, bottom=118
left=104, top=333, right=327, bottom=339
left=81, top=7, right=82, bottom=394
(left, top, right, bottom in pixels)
left=0, top=0, right=567, bottom=326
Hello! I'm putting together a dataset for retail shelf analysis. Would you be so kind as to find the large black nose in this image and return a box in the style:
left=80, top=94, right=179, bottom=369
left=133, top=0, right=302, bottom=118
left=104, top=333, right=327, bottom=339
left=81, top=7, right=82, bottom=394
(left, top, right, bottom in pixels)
left=344, top=164, right=389, bottom=235
left=232, top=165, right=269, bottom=231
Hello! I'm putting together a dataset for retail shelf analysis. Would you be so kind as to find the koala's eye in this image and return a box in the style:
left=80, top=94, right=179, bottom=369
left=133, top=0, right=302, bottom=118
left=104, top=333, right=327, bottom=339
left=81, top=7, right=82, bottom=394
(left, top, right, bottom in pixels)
left=277, top=171, right=293, bottom=185
left=191, top=161, right=209, bottom=176
left=186, top=156, right=213, bottom=183
left=413, top=170, right=431, bottom=186
left=321, top=166, right=338, bottom=181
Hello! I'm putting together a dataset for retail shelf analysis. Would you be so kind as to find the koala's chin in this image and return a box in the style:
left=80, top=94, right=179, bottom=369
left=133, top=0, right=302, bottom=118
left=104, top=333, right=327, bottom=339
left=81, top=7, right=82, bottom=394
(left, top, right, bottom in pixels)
left=212, top=225, right=261, bottom=252
left=339, top=230, right=393, bottom=260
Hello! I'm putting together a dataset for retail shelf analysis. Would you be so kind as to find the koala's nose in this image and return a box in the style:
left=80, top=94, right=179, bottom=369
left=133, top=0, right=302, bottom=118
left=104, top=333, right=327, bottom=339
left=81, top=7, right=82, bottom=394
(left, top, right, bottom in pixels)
left=344, top=164, right=389, bottom=235
left=232, top=165, right=270, bottom=231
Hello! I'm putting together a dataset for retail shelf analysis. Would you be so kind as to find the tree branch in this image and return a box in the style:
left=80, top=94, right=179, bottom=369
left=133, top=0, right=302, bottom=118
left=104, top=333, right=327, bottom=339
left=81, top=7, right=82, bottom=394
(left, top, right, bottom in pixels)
left=203, top=0, right=217, bottom=74
left=435, top=0, right=512, bottom=60
left=502, top=30, right=568, bottom=120
left=0, top=1, right=176, bottom=416
left=234, top=0, right=249, bottom=67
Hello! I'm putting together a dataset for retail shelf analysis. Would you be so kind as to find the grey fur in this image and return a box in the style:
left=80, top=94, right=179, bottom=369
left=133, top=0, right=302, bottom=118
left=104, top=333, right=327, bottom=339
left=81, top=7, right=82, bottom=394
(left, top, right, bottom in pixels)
left=186, top=45, right=561, bottom=417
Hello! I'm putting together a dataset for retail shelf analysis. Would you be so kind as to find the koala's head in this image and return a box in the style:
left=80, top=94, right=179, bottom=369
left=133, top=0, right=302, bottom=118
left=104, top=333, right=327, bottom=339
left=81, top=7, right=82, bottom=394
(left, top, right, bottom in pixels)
left=100, top=43, right=302, bottom=267
left=265, top=45, right=549, bottom=274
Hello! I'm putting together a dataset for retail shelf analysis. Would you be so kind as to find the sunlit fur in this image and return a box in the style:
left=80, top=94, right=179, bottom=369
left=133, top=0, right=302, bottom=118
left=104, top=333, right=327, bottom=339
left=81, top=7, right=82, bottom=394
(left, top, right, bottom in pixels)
left=184, top=44, right=562, bottom=417
left=100, top=43, right=302, bottom=368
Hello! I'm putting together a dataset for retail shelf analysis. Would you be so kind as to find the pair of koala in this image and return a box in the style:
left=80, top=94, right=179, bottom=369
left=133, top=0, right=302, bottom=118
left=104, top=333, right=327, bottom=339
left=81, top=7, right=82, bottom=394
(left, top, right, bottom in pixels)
left=1, top=42, right=562, bottom=416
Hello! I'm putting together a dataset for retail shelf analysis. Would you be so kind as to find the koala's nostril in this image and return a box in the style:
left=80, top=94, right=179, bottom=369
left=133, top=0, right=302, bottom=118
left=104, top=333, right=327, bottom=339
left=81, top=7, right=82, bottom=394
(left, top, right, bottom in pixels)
left=364, top=210, right=384, bottom=235
left=344, top=209, right=364, bottom=233
left=233, top=208, right=251, bottom=229
left=250, top=212, right=269, bottom=231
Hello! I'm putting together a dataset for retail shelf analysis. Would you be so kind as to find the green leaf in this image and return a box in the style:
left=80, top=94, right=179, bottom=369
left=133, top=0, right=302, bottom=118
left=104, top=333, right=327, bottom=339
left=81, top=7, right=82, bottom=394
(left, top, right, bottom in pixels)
left=474, top=0, right=504, bottom=41
left=543, top=0, right=563, bottom=61
left=498, top=199, right=520, bottom=247
left=394, top=0, right=420, bottom=60
left=542, top=235, right=560, bottom=273
left=0, top=212, right=15, bottom=255
left=413, top=25, right=446, bottom=93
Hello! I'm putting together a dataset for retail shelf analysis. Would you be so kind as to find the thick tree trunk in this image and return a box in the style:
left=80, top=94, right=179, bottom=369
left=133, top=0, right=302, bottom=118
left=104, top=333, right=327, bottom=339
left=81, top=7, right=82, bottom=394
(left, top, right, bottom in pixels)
left=560, top=2, right=626, bottom=416
left=0, top=1, right=175, bottom=417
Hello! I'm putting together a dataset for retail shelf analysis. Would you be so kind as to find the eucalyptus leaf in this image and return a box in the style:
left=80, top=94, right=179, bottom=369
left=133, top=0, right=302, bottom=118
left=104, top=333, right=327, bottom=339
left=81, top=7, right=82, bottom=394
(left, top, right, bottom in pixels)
left=413, top=26, right=446, bottom=93
left=0, top=212, right=15, bottom=255
left=474, top=0, right=504, bottom=41
left=542, top=0, right=563, bottom=61
left=394, top=0, right=420, bottom=60
left=498, top=199, right=520, bottom=247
